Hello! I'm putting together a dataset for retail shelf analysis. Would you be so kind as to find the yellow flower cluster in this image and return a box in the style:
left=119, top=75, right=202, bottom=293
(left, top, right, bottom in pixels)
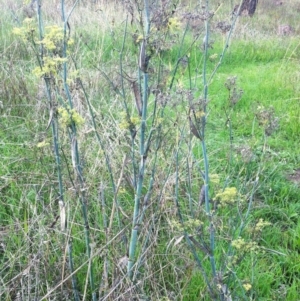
left=37, top=25, right=64, bottom=51
left=210, top=174, right=220, bottom=185
left=170, top=219, right=184, bottom=232
left=14, top=23, right=73, bottom=78
left=209, top=53, right=218, bottom=62
left=13, top=21, right=74, bottom=53
left=12, top=18, right=36, bottom=42
left=119, top=112, right=140, bottom=130
left=254, top=218, right=272, bottom=233
left=32, top=56, right=67, bottom=78
left=167, top=17, right=181, bottom=32
left=37, top=140, right=50, bottom=148
left=67, top=70, right=79, bottom=85
left=231, top=238, right=258, bottom=252
left=195, top=110, right=206, bottom=118
left=36, top=25, right=74, bottom=51
left=215, top=187, right=238, bottom=207
left=57, top=106, right=84, bottom=128
left=185, top=218, right=203, bottom=229
left=155, top=117, right=164, bottom=126
left=243, top=283, right=252, bottom=291
left=135, top=34, right=143, bottom=44
left=170, top=218, right=202, bottom=233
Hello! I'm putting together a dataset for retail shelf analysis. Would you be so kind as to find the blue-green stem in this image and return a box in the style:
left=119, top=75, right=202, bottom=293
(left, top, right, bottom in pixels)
left=127, top=0, right=151, bottom=280
left=143, top=0, right=150, bottom=36
left=60, top=0, right=95, bottom=298
left=36, top=0, right=43, bottom=40
left=200, top=0, right=217, bottom=279
left=127, top=72, right=149, bottom=279
left=186, top=157, right=194, bottom=218
left=99, top=184, right=110, bottom=297
left=68, top=239, right=80, bottom=301
left=35, top=2, right=80, bottom=299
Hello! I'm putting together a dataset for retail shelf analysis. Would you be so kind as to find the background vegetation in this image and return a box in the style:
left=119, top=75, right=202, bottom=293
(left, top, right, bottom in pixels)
left=0, top=0, right=299, bottom=300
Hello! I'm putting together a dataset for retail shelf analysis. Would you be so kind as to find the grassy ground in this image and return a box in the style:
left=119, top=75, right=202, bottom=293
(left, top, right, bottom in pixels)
left=1, top=0, right=300, bottom=300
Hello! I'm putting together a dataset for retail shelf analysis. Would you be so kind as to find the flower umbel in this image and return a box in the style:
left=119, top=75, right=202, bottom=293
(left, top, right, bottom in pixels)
left=119, top=112, right=140, bottom=130
left=37, top=140, right=50, bottom=148
left=167, top=17, right=181, bottom=32
left=243, top=283, right=252, bottom=291
left=36, top=25, right=64, bottom=51
left=215, top=187, right=238, bottom=207
left=58, top=106, right=84, bottom=128
left=231, top=238, right=258, bottom=253
left=254, top=218, right=272, bottom=233
left=12, top=18, right=36, bottom=42
left=32, top=56, right=68, bottom=78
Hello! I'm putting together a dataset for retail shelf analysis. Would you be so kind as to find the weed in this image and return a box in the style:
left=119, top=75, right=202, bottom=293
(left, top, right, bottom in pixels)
left=1, top=0, right=300, bottom=300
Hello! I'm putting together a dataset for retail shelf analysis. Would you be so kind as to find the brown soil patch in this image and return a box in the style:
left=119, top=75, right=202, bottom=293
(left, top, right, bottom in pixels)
left=287, top=168, right=300, bottom=185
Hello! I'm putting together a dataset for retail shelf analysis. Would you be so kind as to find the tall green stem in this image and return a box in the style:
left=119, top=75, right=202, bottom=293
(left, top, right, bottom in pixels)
left=127, top=72, right=149, bottom=279
left=60, top=0, right=95, bottom=299
left=35, top=1, right=80, bottom=298
left=127, top=0, right=151, bottom=280
left=202, top=0, right=216, bottom=278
